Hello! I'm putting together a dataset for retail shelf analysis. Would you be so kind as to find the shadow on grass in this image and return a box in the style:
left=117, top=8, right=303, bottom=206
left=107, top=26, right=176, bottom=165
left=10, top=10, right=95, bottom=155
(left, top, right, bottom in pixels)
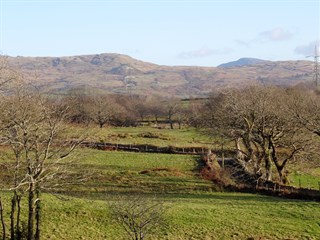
left=54, top=188, right=316, bottom=205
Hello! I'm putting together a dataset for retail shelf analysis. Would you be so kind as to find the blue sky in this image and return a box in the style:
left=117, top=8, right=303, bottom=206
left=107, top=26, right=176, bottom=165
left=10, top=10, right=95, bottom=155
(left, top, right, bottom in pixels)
left=0, top=0, right=319, bottom=66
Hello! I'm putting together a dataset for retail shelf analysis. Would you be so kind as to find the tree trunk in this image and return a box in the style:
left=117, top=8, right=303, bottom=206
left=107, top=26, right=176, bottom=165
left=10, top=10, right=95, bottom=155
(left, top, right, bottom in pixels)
left=277, top=168, right=283, bottom=184
left=0, top=197, right=6, bottom=240
left=235, top=138, right=243, bottom=160
left=269, top=138, right=288, bottom=184
left=276, top=167, right=288, bottom=184
left=235, top=138, right=246, bottom=170
left=27, top=183, right=35, bottom=240
left=169, top=118, right=173, bottom=129
left=34, top=190, right=41, bottom=240
left=10, top=193, right=16, bottom=240
left=264, top=153, right=272, bottom=181
left=16, top=195, right=21, bottom=240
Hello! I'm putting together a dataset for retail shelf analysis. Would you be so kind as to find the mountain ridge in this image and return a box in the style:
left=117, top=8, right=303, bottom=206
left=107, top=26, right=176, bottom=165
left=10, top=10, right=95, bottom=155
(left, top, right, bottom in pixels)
left=6, top=53, right=313, bottom=97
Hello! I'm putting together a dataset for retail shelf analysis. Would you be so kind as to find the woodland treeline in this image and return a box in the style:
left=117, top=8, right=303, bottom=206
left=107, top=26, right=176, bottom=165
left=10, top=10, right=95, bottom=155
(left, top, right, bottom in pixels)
left=59, top=84, right=320, bottom=185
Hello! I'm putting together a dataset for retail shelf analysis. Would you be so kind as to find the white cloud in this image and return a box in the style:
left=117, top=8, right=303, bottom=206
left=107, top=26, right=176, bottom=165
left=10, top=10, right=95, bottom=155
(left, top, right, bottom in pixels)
left=294, top=40, right=320, bottom=56
left=257, top=27, right=294, bottom=42
left=177, top=47, right=233, bottom=59
left=236, top=27, right=294, bottom=48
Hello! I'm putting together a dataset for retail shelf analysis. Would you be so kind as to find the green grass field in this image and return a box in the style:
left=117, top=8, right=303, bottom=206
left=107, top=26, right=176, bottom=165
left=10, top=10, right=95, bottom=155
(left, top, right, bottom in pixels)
left=1, top=128, right=320, bottom=239
left=289, top=172, right=320, bottom=190
left=64, top=124, right=215, bottom=148
left=1, top=190, right=319, bottom=240
left=61, top=148, right=214, bottom=197
left=288, top=163, right=320, bottom=190
left=2, top=148, right=320, bottom=239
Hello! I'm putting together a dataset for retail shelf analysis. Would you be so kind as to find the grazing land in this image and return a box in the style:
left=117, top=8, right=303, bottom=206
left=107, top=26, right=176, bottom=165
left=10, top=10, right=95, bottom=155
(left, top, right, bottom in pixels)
left=64, top=149, right=213, bottom=196
left=66, top=125, right=215, bottom=148
left=1, top=123, right=320, bottom=240
left=2, top=141, right=319, bottom=239
left=289, top=168, right=320, bottom=190
left=2, top=191, right=319, bottom=240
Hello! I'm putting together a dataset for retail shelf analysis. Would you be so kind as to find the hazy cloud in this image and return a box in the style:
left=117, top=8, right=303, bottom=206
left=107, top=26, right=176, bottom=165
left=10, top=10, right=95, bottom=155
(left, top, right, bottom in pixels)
left=177, top=47, right=233, bottom=59
left=257, top=27, right=294, bottom=42
left=294, top=40, right=320, bottom=56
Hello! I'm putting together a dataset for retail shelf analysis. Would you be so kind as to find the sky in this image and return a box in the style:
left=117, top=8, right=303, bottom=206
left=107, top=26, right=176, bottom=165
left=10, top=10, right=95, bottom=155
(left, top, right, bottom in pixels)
left=0, top=0, right=319, bottom=67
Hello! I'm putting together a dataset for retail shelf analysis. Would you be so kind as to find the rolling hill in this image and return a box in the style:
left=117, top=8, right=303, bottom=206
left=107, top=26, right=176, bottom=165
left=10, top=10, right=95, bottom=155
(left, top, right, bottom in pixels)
left=6, top=53, right=313, bottom=97
left=217, top=57, right=270, bottom=68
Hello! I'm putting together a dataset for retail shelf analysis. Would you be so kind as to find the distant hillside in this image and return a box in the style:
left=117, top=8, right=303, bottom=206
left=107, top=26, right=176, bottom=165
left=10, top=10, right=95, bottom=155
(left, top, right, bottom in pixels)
left=218, top=58, right=270, bottom=68
left=6, top=53, right=313, bottom=97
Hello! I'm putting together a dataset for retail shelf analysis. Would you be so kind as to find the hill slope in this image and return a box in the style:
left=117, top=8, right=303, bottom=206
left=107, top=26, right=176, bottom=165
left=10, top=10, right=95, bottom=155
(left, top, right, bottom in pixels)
left=6, top=53, right=313, bottom=97
left=218, top=57, right=270, bottom=68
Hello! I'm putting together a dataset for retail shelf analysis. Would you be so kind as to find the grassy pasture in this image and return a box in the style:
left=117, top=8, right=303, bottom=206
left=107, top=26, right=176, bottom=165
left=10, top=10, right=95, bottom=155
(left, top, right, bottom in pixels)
left=64, top=124, right=215, bottom=148
left=289, top=171, right=320, bottom=190
left=287, top=162, right=320, bottom=190
left=62, top=148, right=214, bottom=197
left=0, top=127, right=319, bottom=239
left=0, top=191, right=319, bottom=240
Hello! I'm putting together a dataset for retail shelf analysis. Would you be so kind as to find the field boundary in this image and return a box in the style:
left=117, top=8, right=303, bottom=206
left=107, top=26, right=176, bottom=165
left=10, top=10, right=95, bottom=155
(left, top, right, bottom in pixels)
left=81, top=141, right=320, bottom=201
left=201, top=154, right=320, bottom=201
left=81, top=141, right=214, bottom=155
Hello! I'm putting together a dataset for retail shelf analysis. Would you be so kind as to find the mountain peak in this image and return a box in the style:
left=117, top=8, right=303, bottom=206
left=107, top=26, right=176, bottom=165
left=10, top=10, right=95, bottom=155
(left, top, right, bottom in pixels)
left=218, top=58, right=270, bottom=68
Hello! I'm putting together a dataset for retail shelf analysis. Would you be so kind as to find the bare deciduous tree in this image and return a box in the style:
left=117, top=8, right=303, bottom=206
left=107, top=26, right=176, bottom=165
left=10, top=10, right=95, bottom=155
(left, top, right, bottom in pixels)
left=109, top=196, right=166, bottom=240
left=164, top=98, right=180, bottom=129
left=146, top=96, right=165, bottom=125
left=0, top=84, right=84, bottom=240
left=131, top=96, right=149, bottom=122
left=287, top=89, right=320, bottom=137
left=203, top=86, right=316, bottom=184
left=87, top=95, right=117, bottom=128
left=65, top=88, right=92, bottom=125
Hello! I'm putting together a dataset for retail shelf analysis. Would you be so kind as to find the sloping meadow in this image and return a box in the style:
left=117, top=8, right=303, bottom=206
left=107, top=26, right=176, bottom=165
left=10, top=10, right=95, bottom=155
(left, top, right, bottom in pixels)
left=1, top=148, right=319, bottom=239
